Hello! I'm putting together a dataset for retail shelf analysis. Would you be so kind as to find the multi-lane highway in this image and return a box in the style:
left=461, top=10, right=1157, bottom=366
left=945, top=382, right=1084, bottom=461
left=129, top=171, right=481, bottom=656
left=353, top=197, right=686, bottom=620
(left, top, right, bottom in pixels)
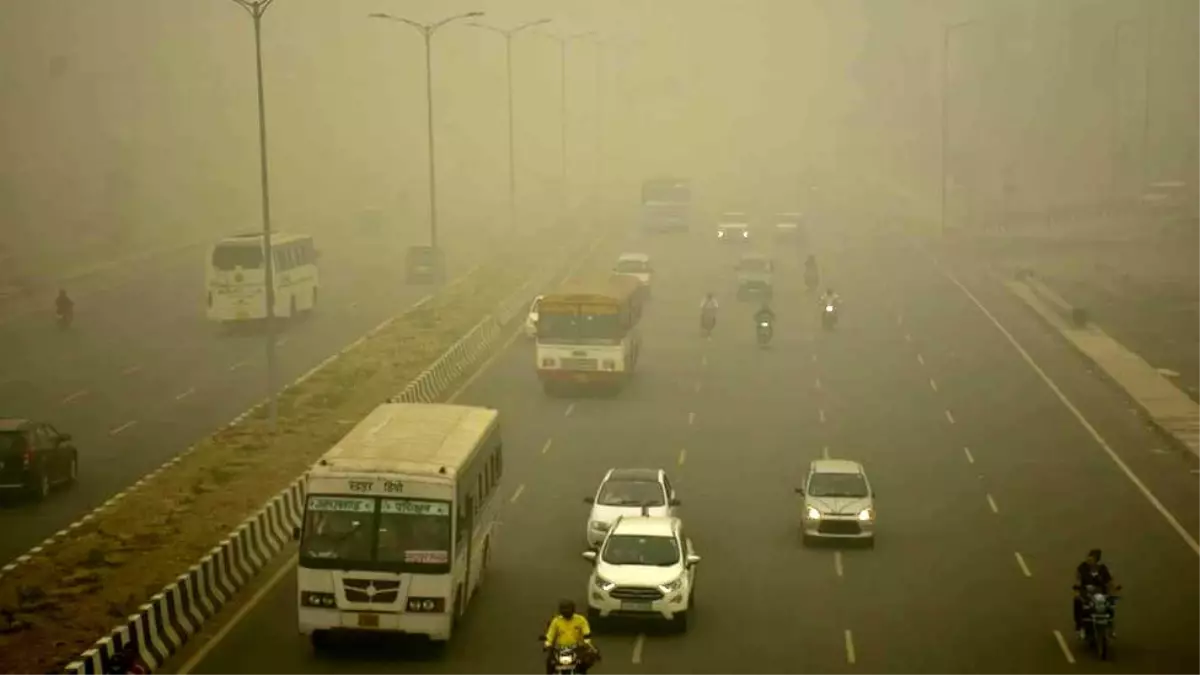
left=0, top=225, right=491, bottom=564
left=176, top=223, right=1198, bottom=674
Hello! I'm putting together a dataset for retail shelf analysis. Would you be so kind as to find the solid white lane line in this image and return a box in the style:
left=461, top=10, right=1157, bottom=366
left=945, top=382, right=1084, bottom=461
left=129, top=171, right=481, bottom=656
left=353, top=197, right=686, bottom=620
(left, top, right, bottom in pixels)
left=916, top=353, right=925, bottom=366
left=109, top=420, right=137, bottom=436
left=834, top=551, right=844, bottom=577
left=174, top=388, right=196, bottom=402
left=1014, top=551, right=1032, bottom=577
left=61, top=389, right=89, bottom=404
left=510, top=484, right=526, bottom=504
left=819, top=409, right=826, bottom=424
left=986, top=494, right=999, bottom=514
left=688, top=412, right=695, bottom=426
left=678, top=448, right=687, bottom=466
left=822, top=446, right=831, bottom=459
left=944, top=409, right=956, bottom=424
left=963, top=447, right=975, bottom=464
left=631, top=633, right=645, bottom=664
left=929, top=378, right=939, bottom=393
left=228, top=360, right=249, bottom=372
left=541, top=438, right=553, bottom=455
left=844, top=629, right=856, bottom=664
left=1053, top=630, right=1077, bottom=664
left=937, top=260, right=1200, bottom=555
left=564, top=403, right=575, bottom=417
left=121, top=364, right=142, bottom=376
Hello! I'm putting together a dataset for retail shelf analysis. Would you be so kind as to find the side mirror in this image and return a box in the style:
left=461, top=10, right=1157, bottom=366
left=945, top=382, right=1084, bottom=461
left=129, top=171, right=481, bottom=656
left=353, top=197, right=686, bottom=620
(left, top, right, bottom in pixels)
left=583, top=496, right=595, bottom=505
left=669, top=498, right=681, bottom=507
left=686, top=554, right=701, bottom=567
left=794, top=487, right=804, bottom=495
left=291, top=526, right=301, bottom=541
left=582, top=550, right=598, bottom=563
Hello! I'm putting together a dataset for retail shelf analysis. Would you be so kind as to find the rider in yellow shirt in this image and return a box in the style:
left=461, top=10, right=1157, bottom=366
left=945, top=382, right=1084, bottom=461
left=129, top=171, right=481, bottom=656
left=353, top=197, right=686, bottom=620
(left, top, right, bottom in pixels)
left=543, top=599, right=598, bottom=673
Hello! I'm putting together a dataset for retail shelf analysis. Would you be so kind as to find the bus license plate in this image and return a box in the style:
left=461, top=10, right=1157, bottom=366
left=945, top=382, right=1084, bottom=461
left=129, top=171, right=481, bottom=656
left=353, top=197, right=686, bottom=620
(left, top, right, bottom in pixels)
left=621, top=601, right=652, bottom=612
left=236, top=310, right=248, bottom=320
left=357, top=613, right=380, bottom=628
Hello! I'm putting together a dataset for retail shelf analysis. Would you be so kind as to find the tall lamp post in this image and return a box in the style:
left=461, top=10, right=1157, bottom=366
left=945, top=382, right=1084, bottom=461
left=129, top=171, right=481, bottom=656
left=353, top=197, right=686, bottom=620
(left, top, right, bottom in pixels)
left=544, top=31, right=596, bottom=222
left=370, top=10, right=485, bottom=252
left=1110, top=19, right=1137, bottom=208
left=469, top=18, right=552, bottom=234
left=940, top=19, right=976, bottom=235
left=227, top=0, right=281, bottom=429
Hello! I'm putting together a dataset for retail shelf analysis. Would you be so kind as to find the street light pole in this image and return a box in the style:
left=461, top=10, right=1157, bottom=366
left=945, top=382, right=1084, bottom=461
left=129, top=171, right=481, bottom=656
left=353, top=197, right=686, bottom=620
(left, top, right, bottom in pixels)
left=1110, top=20, right=1136, bottom=208
left=545, top=31, right=595, bottom=223
left=228, top=0, right=280, bottom=429
left=370, top=11, right=485, bottom=253
left=940, top=20, right=974, bottom=236
left=469, top=19, right=551, bottom=234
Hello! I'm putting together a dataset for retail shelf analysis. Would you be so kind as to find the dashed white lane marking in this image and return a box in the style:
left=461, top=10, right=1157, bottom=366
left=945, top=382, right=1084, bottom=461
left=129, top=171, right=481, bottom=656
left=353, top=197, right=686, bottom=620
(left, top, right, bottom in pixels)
left=631, top=633, right=645, bottom=664
left=944, top=409, right=956, bottom=424
left=834, top=551, right=844, bottom=577
left=688, top=412, right=695, bottom=426
left=276, top=336, right=289, bottom=347
left=822, top=445, right=831, bottom=459
left=896, top=314, right=904, bottom=326
left=694, top=381, right=702, bottom=393
left=814, top=377, right=822, bottom=390
left=844, top=629, right=856, bottom=664
left=541, top=438, right=553, bottom=454
left=929, top=378, right=939, bottom=393
left=109, top=420, right=137, bottom=436
left=986, top=493, right=999, bottom=513
left=811, top=353, right=818, bottom=363
left=229, top=360, right=249, bottom=372
left=121, top=364, right=142, bottom=376
left=701, top=355, right=708, bottom=367
left=174, top=387, right=196, bottom=401
left=963, top=447, right=975, bottom=464
left=564, top=403, right=575, bottom=417
left=937, top=260, right=1200, bottom=555
left=819, top=409, right=826, bottom=423
left=1053, top=630, right=1077, bottom=664
left=510, top=484, right=525, bottom=503
left=1014, top=551, right=1032, bottom=577
left=916, top=353, right=925, bottom=366
left=61, top=389, right=89, bottom=404
left=678, top=448, right=687, bottom=466
left=904, top=333, right=912, bottom=343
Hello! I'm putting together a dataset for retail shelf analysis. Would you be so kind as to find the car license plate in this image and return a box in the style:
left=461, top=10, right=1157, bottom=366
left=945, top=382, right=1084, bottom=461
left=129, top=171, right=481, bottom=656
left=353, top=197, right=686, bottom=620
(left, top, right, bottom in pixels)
left=357, top=613, right=380, bottom=628
left=621, top=601, right=652, bottom=612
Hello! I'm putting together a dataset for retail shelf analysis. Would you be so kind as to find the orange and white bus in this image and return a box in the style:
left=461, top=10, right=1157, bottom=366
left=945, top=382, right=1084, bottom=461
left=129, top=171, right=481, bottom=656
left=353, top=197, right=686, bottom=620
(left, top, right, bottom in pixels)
left=534, top=275, right=644, bottom=395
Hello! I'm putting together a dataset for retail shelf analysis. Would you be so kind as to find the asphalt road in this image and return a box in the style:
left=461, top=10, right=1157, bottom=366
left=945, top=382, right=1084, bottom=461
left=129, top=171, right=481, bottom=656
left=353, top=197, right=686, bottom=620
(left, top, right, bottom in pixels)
left=0, top=225, right=491, bottom=564
left=178, top=224, right=1199, bottom=674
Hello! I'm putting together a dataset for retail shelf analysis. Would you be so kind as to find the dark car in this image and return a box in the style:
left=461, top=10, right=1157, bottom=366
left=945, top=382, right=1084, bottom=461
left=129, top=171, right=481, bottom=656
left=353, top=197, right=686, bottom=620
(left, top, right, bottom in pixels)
left=0, top=419, right=78, bottom=501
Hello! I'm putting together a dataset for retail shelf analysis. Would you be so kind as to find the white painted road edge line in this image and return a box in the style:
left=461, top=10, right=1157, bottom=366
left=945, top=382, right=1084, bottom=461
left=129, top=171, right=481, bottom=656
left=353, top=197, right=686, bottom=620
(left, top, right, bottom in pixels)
left=109, top=420, right=137, bottom=436
left=61, top=389, right=89, bottom=404
left=934, top=258, right=1200, bottom=556
left=175, top=388, right=196, bottom=402
left=1053, top=629, right=1077, bottom=664
left=1014, top=551, right=1032, bottom=577
left=631, top=633, right=645, bottom=664
left=844, top=629, right=856, bottom=664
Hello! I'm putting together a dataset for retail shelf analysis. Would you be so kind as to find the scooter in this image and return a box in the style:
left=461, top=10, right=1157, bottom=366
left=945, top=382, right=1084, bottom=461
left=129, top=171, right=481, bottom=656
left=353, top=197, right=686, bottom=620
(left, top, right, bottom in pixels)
left=756, top=319, right=773, bottom=347
left=700, top=312, right=716, bottom=338
left=820, top=303, right=838, bottom=330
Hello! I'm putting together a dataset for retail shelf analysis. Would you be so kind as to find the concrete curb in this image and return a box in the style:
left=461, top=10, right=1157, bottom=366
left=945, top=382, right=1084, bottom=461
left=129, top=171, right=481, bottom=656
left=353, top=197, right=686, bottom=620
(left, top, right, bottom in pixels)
left=61, top=230, right=604, bottom=675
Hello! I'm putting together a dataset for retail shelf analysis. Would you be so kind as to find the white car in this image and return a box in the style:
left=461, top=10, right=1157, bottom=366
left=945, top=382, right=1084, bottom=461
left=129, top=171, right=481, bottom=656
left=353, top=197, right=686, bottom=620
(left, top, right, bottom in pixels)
left=716, top=213, right=750, bottom=241
left=613, top=253, right=653, bottom=291
left=524, top=295, right=543, bottom=338
left=583, top=514, right=699, bottom=631
left=584, top=468, right=679, bottom=547
left=796, top=459, right=876, bottom=546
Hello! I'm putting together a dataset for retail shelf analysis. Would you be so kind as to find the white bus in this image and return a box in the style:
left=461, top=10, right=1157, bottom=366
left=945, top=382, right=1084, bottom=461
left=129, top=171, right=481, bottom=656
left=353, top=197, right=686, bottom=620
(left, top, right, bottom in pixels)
left=295, top=403, right=503, bottom=648
left=205, top=232, right=319, bottom=322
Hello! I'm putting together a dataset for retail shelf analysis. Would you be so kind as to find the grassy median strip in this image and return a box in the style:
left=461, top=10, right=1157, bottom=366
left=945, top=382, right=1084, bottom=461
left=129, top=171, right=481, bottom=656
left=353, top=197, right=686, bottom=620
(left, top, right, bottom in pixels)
left=0, top=233, right=587, bottom=674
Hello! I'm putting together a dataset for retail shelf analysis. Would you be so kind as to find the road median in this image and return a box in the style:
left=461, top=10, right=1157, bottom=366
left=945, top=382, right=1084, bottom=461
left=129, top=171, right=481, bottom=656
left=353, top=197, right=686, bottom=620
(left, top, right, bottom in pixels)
left=0, top=221, right=609, bottom=674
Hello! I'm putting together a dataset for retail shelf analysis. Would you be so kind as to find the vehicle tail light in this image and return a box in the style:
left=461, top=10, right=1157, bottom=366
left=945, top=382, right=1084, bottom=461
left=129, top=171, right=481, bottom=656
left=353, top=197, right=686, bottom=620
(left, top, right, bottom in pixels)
left=21, top=436, right=33, bottom=468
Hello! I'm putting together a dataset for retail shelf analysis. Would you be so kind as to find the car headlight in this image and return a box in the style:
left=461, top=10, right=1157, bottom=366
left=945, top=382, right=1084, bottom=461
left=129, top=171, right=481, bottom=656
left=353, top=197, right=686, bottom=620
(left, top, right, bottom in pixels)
left=857, top=508, right=874, bottom=521
left=658, top=576, right=684, bottom=594
left=717, top=231, right=725, bottom=238
left=589, top=520, right=610, bottom=532
left=742, top=231, right=749, bottom=238
left=594, top=576, right=615, bottom=592
left=805, top=506, right=822, bottom=520
left=601, top=359, right=616, bottom=370
left=825, top=305, right=834, bottom=312
left=541, top=358, right=556, bottom=367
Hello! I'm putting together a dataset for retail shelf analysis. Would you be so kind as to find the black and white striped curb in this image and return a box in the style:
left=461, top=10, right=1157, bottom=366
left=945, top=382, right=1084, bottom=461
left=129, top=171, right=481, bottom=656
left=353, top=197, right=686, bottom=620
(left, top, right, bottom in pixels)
left=64, top=481, right=305, bottom=674
left=58, top=231, right=607, bottom=674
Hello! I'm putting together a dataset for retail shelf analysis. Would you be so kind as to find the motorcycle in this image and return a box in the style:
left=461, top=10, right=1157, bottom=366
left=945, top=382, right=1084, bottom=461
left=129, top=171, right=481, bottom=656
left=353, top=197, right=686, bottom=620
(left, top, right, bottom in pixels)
left=820, top=302, right=838, bottom=330
left=538, top=636, right=586, bottom=674
left=56, top=309, right=73, bottom=331
left=700, top=310, right=716, bottom=338
left=1082, top=589, right=1117, bottom=660
left=756, top=319, right=773, bottom=346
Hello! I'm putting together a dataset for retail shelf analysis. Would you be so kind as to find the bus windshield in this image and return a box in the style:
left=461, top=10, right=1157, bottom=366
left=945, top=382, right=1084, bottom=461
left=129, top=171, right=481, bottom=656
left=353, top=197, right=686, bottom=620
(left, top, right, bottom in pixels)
left=538, top=311, right=624, bottom=342
left=212, top=245, right=263, bottom=271
left=641, top=181, right=690, bottom=204
left=299, top=495, right=453, bottom=572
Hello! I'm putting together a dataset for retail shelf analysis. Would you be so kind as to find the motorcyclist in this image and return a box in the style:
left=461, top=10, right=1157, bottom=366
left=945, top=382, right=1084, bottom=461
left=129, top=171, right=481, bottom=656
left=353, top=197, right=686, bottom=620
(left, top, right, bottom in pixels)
left=754, top=301, right=776, bottom=326
left=700, top=293, right=718, bottom=331
left=543, top=599, right=597, bottom=674
left=1073, top=549, right=1120, bottom=640
left=55, top=288, right=74, bottom=318
left=819, top=287, right=841, bottom=308
left=105, top=642, right=147, bottom=674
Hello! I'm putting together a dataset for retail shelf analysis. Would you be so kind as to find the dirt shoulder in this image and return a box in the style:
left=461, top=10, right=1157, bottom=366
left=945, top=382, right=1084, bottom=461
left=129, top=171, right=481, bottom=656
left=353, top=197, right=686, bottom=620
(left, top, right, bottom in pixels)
left=0, top=227, right=594, bottom=674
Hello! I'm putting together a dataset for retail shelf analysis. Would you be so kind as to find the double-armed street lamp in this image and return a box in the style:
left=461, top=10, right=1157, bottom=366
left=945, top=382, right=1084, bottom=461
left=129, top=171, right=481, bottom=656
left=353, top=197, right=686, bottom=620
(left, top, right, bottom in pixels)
left=542, top=30, right=597, bottom=221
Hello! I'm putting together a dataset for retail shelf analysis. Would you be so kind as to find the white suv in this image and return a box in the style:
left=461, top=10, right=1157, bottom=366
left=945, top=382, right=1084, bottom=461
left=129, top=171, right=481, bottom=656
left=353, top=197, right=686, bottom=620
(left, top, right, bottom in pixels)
left=796, top=459, right=876, bottom=547
left=582, top=514, right=699, bottom=632
left=584, top=468, right=679, bottom=548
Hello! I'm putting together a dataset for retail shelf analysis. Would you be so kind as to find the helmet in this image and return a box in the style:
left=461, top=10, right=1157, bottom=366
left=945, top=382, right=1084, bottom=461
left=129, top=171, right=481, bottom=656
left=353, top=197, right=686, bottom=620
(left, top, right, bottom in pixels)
left=558, top=599, right=576, bottom=617
left=1087, top=549, right=1102, bottom=562
left=826, top=287, right=835, bottom=295
left=705, top=292, right=715, bottom=299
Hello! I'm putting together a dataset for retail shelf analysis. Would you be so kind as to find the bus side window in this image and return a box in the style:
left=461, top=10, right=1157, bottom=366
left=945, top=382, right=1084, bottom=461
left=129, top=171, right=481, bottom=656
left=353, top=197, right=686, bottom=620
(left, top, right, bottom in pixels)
left=477, top=473, right=485, bottom=503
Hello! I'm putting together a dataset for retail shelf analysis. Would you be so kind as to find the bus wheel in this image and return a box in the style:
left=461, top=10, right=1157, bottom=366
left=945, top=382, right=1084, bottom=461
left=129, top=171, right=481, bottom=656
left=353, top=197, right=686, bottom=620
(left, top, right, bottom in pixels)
left=479, top=539, right=491, bottom=585
left=310, top=630, right=331, bottom=653
left=452, top=586, right=464, bottom=630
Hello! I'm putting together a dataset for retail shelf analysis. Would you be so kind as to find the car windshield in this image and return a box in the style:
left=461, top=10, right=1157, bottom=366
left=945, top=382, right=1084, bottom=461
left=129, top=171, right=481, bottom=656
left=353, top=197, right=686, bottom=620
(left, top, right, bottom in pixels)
left=597, top=479, right=665, bottom=507
left=299, top=495, right=452, bottom=570
left=614, top=260, right=649, bottom=274
left=602, top=534, right=680, bottom=566
left=211, top=244, right=263, bottom=270
left=530, top=297, right=542, bottom=313
left=738, top=258, right=771, bottom=272
left=807, top=473, right=869, bottom=498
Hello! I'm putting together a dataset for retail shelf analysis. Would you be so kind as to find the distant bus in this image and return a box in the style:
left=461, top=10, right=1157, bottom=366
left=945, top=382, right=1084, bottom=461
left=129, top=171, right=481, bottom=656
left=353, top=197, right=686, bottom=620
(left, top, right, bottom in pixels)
left=535, top=274, right=644, bottom=395
left=205, top=232, right=319, bottom=322
left=640, top=178, right=692, bottom=233
left=296, top=403, right=503, bottom=648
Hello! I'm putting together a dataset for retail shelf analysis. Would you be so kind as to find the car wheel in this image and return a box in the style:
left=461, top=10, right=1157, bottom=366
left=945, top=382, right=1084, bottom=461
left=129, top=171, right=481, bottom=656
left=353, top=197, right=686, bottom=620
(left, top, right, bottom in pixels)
left=673, top=610, right=689, bottom=633
left=866, top=536, right=876, bottom=550
left=31, top=471, right=51, bottom=501
left=310, top=630, right=330, bottom=653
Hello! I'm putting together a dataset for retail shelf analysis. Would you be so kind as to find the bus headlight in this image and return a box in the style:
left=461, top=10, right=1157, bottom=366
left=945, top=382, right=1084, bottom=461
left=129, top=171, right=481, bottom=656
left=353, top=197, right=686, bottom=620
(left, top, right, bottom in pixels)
left=805, top=506, right=822, bottom=520
left=541, top=358, right=556, bottom=368
left=301, top=591, right=337, bottom=608
left=602, top=359, right=616, bottom=370
left=405, top=597, right=446, bottom=613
